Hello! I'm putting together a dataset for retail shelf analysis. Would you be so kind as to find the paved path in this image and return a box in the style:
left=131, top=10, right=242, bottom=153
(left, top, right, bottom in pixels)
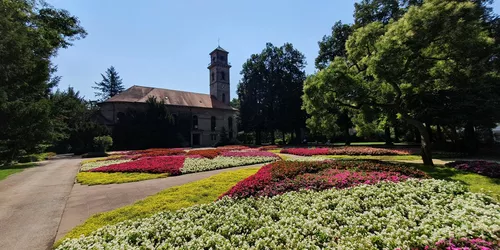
left=55, top=163, right=264, bottom=241
left=0, top=156, right=81, bottom=250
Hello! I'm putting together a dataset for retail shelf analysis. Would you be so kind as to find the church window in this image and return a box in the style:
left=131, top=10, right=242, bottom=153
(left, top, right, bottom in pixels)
left=192, top=115, right=198, bottom=129
left=211, top=134, right=217, bottom=141
left=222, top=93, right=226, bottom=103
left=211, top=72, right=214, bottom=82
left=211, top=116, right=216, bottom=131
left=228, top=117, right=233, bottom=131
left=221, top=72, right=225, bottom=80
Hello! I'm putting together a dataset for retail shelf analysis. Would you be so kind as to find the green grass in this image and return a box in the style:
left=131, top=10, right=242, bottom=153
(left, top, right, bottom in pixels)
left=56, top=167, right=261, bottom=247
left=76, top=172, right=168, bottom=185
left=0, top=163, right=37, bottom=181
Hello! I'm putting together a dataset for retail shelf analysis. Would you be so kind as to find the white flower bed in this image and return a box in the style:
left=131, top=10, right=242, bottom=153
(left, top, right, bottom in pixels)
left=181, top=156, right=277, bottom=174
left=57, top=179, right=500, bottom=249
left=80, top=159, right=131, bottom=172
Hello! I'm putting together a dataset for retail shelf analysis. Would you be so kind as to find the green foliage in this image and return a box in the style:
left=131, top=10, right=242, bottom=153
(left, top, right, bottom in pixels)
left=56, top=167, right=260, bottom=246
left=0, top=0, right=86, bottom=162
left=0, top=163, right=36, bottom=181
left=316, top=21, right=354, bottom=70
left=93, top=136, right=113, bottom=152
left=238, top=43, right=307, bottom=144
left=92, top=66, right=125, bottom=101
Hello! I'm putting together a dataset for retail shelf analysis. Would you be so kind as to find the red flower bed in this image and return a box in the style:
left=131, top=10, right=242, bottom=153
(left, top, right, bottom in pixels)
left=280, top=148, right=330, bottom=156
left=221, top=160, right=428, bottom=199
left=420, top=238, right=499, bottom=250
left=217, top=145, right=250, bottom=151
left=445, top=161, right=500, bottom=178
left=280, top=147, right=410, bottom=156
left=221, top=151, right=279, bottom=158
left=91, top=156, right=185, bottom=175
left=186, top=149, right=221, bottom=159
left=258, top=145, right=279, bottom=151
left=128, top=149, right=186, bottom=160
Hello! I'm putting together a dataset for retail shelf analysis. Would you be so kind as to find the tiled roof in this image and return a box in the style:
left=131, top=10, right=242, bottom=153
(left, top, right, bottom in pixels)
left=104, top=85, right=236, bottom=110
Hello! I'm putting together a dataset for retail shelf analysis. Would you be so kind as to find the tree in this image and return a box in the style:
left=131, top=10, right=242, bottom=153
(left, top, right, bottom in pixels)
left=315, top=21, right=354, bottom=70
left=0, top=0, right=86, bottom=162
left=303, top=0, right=500, bottom=165
left=354, top=0, right=423, bottom=27
left=93, top=66, right=125, bottom=101
left=238, top=43, right=307, bottom=145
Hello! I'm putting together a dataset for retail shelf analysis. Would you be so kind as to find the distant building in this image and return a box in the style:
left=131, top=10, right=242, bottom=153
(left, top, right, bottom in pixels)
left=98, top=46, right=237, bottom=147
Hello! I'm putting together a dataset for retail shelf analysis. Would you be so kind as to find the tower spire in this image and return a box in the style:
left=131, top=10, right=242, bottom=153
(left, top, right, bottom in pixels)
left=218, top=38, right=220, bottom=47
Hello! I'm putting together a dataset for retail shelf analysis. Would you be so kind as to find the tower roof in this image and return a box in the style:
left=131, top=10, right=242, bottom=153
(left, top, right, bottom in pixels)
left=210, top=46, right=228, bottom=54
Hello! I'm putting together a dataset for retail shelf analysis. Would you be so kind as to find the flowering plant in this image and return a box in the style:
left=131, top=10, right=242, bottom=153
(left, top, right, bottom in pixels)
left=445, top=160, right=500, bottom=178
left=91, top=156, right=186, bottom=175
left=258, top=145, right=279, bottom=151
left=186, top=149, right=221, bottom=159
left=57, top=180, right=500, bottom=249
left=221, top=151, right=279, bottom=158
left=181, top=156, right=277, bottom=174
left=280, top=147, right=411, bottom=156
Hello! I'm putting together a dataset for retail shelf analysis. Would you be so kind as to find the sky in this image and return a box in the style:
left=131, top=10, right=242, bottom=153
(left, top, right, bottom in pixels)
left=47, top=0, right=500, bottom=101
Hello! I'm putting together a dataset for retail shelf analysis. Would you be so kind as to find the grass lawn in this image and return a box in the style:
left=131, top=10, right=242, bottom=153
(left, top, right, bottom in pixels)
left=56, top=167, right=261, bottom=247
left=0, top=163, right=37, bottom=181
left=76, top=172, right=168, bottom=185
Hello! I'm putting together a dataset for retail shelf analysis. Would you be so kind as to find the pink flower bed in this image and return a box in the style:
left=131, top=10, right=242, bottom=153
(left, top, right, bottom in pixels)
left=91, top=156, right=185, bottom=175
left=221, top=151, right=280, bottom=158
left=420, top=237, right=499, bottom=250
left=445, top=161, right=500, bottom=178
left=280, top=147, right=410, bottom=156
left=222, top=160, right=428, bottom=199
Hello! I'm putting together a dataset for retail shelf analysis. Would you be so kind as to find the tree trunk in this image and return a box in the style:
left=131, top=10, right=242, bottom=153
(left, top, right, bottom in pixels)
left=414, top=128, right=421, bottom=143
left=393, top=125, right=400, bottom=143
left=436, top=124, right=444, bottom=142
left=344, top=127, right=351, bottom=146
left=403, top=117, right=434, bottom=166
left=464, top=121, right=478, bottom=155
left=256, top=130, right=262, bottom=145
left=384, top=126, right=393, bottom=146
left=270, top=130, right=275, bottom=145
left=426, top=123, right=433, bottom=143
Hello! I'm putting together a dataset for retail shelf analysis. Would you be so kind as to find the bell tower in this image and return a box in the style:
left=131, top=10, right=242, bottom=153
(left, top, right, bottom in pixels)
left=208, top=46, right=231, bottom=105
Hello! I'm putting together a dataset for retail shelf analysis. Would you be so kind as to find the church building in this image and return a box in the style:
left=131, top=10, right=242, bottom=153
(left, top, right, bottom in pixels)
left=97, top=46, right=238, bottom=147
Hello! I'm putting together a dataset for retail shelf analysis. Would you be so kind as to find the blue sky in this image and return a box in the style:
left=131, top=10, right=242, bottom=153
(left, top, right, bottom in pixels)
left=47, top=0, right=499, bottom=101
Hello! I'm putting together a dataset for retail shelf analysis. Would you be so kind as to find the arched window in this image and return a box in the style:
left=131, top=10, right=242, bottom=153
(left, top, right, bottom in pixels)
left=222, top=93, right=226, bottom=103
left=211, top=72, right=214, bottom=82
left=221, top=71, right=225, bottom=80
left=228, top=117, right=233, bottom=131
left=192, top=115, right=198, bottom=129
left=211, top=116, right=216, bottom=131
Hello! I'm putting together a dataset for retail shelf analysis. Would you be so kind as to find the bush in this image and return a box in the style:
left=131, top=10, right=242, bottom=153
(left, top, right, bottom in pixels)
left=93, top=136, right=113, bottom=153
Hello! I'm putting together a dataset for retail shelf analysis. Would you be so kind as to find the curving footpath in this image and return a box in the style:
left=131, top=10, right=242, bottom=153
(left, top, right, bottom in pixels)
left=0, top=155, right=81, bottom=250
left=55, top=163, right=265, bottom=242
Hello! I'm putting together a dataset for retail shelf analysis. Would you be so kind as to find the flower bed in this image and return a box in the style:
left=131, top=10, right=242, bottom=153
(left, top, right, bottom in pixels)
left=80, top=159, right=131, bottom=172
left=126, top=149, right=186, bottom=160
left=223, top=160, right=429, bottom=199
left=258, top=145, right=279, bottom=151
left=91, top=156, right=186, bottom=175
left=425, top=238, right=499, bottom=250
left=221, top=151, right=279, bottom=158
left=186, top=149, right=221, bottom=159
left=56, top=179, right=500, bottom=249
left=445, top=160, right=500, bottom=178
left=217, top=145, right=250, bottom=151
left=181, top=156, right=277, bottom=174
left=280, top=146, right=410, bottom=156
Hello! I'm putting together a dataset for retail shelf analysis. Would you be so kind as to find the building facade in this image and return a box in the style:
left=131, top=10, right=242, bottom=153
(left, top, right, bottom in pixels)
left=98, top=46, right=238, bottom=147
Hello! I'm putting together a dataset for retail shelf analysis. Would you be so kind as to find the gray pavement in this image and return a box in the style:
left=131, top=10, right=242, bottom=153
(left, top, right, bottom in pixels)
left=55, top=163, right=264, bottom=242
left=0, top=156, right=81, bottom=250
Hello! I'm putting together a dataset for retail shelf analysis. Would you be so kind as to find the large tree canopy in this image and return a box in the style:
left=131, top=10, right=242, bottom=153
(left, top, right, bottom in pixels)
left=303, top=0, right=500, bottom=165
left=93, top=66, right=125, bottom=101
left=0, top=0, right=86, bottom=161
left=238, top=43, right=306, bottom=144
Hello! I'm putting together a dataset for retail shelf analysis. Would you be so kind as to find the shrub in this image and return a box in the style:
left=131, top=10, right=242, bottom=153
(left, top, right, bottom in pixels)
left=445, top=160, right=500, bottom=178
left=93, top=136, right=113, bottom=152
left=91, top=156, right=185, bottom=175
left=186, top=149, right=221, bottom=159
left=56, top=180, right=500, bottom=249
